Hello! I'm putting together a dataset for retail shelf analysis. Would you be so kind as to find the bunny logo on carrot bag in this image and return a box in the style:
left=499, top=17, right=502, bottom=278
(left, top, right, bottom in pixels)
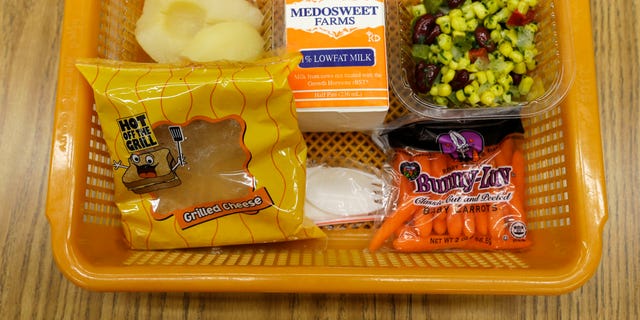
left=77, top=54, right=325, bottom=250
left=369, top=117, right=531, bottom=252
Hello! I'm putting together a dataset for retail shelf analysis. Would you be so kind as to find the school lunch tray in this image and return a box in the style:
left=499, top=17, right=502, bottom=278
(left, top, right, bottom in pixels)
left=46, top=0, right=607, bottom=294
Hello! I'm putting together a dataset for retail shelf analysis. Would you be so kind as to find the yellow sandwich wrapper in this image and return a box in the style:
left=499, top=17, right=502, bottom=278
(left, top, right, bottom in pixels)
left=76, top=54, right=325, bottom=250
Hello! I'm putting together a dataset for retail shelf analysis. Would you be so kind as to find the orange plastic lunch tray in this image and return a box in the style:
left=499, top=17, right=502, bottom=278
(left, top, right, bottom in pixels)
left=46, top=0, right=607, bottom=294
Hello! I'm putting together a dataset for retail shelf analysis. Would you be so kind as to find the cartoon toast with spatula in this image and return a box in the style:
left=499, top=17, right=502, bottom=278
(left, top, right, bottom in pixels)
left=113, top=126, right=186, bottom=194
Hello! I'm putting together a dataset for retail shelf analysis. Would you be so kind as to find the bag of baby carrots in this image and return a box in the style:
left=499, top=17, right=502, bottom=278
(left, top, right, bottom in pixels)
left=369, top=117, right=531, bottom=252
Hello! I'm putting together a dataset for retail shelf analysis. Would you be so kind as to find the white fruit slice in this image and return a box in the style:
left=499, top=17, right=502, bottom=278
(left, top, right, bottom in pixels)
left=135, top=0, right=208, bottom=63
left=180, top=21, right=264, bottom=62
left=135, top=0, right=264, bottom=63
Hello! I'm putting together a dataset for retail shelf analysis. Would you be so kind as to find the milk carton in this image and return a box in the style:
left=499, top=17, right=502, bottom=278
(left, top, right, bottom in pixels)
left=284, top=0, right=389, bottom=132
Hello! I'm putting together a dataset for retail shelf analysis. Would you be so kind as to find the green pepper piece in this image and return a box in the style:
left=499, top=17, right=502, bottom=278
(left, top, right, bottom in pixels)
left=422, top=0, right=444, bottom=14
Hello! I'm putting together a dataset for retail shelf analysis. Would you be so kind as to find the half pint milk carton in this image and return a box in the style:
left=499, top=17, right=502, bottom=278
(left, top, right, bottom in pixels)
left=284, top=0, right=389, bottom=132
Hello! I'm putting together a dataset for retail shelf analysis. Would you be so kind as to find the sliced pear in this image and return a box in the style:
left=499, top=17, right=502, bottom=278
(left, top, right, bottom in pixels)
left=135, top=0, right=264, bottom=63
left=135, top=0, right=208, bottom=63
left=180, top=21, right=264, bottom=62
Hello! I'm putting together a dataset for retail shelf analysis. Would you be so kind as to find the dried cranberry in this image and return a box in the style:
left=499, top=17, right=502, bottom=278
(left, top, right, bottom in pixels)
left=447, top=0, right=465, bottom=9
left=413, top=14, right=442, bottom=45
left=414, top=61, right=441, bottom=94
left=449, top=70, right=471, bottom=90
left=474, top=26, right=496, bottom=52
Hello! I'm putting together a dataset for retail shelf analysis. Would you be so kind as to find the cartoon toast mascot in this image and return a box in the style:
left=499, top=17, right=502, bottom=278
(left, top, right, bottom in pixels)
left=113, top=126, right=186, bottom=194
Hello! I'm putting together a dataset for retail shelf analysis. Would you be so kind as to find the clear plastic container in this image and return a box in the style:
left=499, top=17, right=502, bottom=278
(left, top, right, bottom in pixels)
left=387, top=0, right=576, bottom=119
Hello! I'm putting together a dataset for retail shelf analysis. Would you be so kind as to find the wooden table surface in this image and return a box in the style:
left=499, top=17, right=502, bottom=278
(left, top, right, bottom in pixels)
left=1, top=0, right=638, bottom=319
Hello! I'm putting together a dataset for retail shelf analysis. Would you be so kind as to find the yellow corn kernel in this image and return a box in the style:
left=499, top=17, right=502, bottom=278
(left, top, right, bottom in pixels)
left=452, top=30, right=466, bottom=39
left=471, top=2, right=488, bottom=19
left=464, top=84, right=476, bottom=95
left=466, top=19, right=479, bottom=31
left=486, top=70, right=496, bottom=84
left=430, top=85, right=439, bottom=96
left=502, top=61, right=515, bottom=74
left=468, top=92, right=481, bottom=104
left=450, top=8, right=463, bottom=17
left=513, top=61, right=527, bottom=74
left=507, top=0, right=519, bottom=11
left=442, top=68, right=456, bottom=83
left=526, top=60, right=536, bottom=70
left=524, top=23, right=539, bottom=34
left=499, top=42, right=513, bottom=58
left=524, top=48, right=537, bottom=62
left=484, top=14, right=500, bottom=29
left=462, top=5, right=475, bottom=20
left=509, top=50, right=524, bottom=63
left=480, top=91, right=496, bottom=106
left=505, top=29, right=518, bottom=45
left=526, top=0, right=539, bottom=6
left=518, top=76, right=534, bottom=95
left=434, top=96, right=449, bottom=105
left=484, top=0, right=500, bottom=14
left=490, top=84, right=504, bottom=97
left=498, top=75, right=513, bottom=88
left=436, top=16, right=451, bottom=34
left=449, top=60, right=459, bottom=70
left=438, top=83, right=452, bottom=96
left=490, top=29, right=502, bottom=42
left=438, top=34, right=453, bottom=51
left=476, top=71, right=487, bottom=84
left=517, top=1, right=530, bottom=14
left=456, top=90, right=466, bottom=102
left=457, top=57, right=470, bottom=69
left=452, top=16, right=467, bottom=31
left=438, top=51, right=453, bottom=64
left=496, top=8, right=511, bottom=21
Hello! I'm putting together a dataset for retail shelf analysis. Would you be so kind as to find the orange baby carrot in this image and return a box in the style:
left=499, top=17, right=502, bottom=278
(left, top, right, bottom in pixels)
left=510, top=146, right=527, bottom=216
left=431, top=206, right=447, bottom=236
left=457, top=162, right=476, bottom=239
left=407, top=153, right=435, bottom=238
left=430, top=153, right=450, bottom=236
left=462, top=211, right=475, bottom=238
left=380, top=150, right=418, bottom=246
left=414, top=207, right=434, bottom=236
left=392, top=152, right=415, bottom=201
left=488, top=138, right=515, bottom=242
left=475, top=206, right=489, bottom=236
left=394, top=234, right=470, bottom=252
left=488, top=203, right=507, bottom=242
left=392, top=235, right=438, bottom=252
left=369, top=200, right=418, bottom=252
left=432, top=218, right=447, bottom=235
left=447, top=154, right=476, bottom=240
left=447, top=211, right=463, bottom=237
left=500, top=146, right=530, bottom=250
left=495, top=137, right=515, bottom=180
left=444, top=156, right=463, bottom=237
